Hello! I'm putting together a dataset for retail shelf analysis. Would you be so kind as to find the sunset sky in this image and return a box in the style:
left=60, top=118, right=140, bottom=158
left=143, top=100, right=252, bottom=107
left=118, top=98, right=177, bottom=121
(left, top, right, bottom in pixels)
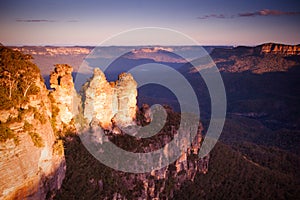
left=0, top=0, right=299, bottom=46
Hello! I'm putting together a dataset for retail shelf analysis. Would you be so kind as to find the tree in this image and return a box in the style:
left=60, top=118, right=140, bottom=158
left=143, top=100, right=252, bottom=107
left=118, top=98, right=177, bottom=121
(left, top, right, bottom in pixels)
left=0, top=46, right=41, bottom=108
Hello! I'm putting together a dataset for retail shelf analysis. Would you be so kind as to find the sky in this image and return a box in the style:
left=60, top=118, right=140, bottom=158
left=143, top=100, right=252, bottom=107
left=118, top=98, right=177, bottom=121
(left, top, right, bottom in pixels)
left=0, top=0, right=300, bottom=46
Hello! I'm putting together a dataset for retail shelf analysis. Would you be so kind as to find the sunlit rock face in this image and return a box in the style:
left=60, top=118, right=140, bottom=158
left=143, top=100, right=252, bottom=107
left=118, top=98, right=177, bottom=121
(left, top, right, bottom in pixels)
left=83, top=68, right=137, bottom=129
left=112, top=73, right=138, bottom=127
left=83, top=68, right=115, bottom=129
left=0, top=128, right=65, bottom=200
left=49, top=64, right=79, bottom=128
left=0, top=75, right=65, bottom=200
left=260, top=43, right=300, bottom=55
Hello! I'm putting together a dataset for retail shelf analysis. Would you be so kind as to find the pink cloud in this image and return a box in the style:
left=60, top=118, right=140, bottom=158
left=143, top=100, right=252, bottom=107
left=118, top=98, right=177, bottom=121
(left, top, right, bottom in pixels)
left=198, top=9, right=300, bottom=19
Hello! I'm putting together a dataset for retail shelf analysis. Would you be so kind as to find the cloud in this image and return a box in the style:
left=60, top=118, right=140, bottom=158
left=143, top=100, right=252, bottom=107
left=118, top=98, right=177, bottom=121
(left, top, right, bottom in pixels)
left=239, top=9, right=300, bottom=17
left=198, top=9, right=300, bottom=19
left=197, top=14, right=228, bottom=19
left=16, top=19, right=57, bottom=22
left=16, top=19, right=79, bottom=23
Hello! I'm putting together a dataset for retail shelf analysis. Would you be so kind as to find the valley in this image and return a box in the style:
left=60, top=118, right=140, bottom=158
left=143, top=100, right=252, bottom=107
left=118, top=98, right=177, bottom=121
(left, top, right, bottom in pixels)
left=1, top=43, right=299, bottom=199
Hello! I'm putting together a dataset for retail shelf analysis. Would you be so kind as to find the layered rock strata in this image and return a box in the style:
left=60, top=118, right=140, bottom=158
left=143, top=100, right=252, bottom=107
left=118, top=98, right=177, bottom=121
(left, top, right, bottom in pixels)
left=0, top=70, right=65, bottom=199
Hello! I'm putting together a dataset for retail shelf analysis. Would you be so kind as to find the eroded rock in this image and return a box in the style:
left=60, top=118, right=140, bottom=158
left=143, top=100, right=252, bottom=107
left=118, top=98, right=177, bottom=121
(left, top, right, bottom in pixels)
left=83, top=68, right=137, bottom=130
left=49, top=64, right=80, bottom=128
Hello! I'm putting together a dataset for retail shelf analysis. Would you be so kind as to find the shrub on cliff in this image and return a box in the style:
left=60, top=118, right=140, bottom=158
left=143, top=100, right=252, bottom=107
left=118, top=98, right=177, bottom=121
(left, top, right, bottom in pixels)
left=0, top=123, right=19, bottom=145
left=0, top=46, right=40, bottom=110
left=28, top=132, right=44, bottom=147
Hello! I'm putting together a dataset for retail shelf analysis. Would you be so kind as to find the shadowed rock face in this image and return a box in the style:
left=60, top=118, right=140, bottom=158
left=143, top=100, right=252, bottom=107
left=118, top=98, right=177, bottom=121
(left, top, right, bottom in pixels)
left=83, top=68, right=137, bottom=129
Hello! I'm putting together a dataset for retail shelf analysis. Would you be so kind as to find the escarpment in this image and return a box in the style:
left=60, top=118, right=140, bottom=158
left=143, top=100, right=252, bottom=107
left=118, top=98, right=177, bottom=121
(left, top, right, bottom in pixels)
left=56, top=105, right=208, bottom=200
left=0, top=46, right=66, bottom=200
left=210, top=43, right=300, bottom=74
left=259, top=43, right=300, bottom=55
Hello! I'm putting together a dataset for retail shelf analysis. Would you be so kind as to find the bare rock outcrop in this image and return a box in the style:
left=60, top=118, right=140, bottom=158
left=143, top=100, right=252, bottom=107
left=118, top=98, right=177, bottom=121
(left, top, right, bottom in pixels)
left=49, top=64, right=80, bottom=130
left=83, top=68, right=115, bottom=129
left=259, top=43, right=300, bottom=55
left=111, top=73, right=138, bottom=127
left=83, top=68, right=137, bottom=129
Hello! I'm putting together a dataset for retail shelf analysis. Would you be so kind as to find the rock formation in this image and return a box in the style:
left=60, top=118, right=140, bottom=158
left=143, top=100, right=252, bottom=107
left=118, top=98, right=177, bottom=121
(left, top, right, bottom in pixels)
left=1, top=46, right=210, bottom=200
left=83, top=68, right=137, bottom=129
left=111, top=73, right=138, bottom=127
left=0, top=47, right=66, bottom=199
left=49, top=64, right=80, bottom=130
left=259, top=43, right=300, bottom=55
left=83, top=68, right=115, bottom=129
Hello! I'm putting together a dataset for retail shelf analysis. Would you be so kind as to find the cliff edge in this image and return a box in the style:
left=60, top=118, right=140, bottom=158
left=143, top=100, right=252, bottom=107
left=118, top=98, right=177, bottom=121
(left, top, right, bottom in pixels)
left=0, top=46, right=66, bottom=199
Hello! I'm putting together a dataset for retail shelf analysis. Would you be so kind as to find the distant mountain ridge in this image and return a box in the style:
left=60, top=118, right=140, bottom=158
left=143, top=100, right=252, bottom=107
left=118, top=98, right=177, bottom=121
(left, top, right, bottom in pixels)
left=210, top=43, right=300, bottom=74
left=212, top=43, right=300, bottom=58
left=9, top=45, right=229, bottom=76
left=10, top=43, right=300, bottom=76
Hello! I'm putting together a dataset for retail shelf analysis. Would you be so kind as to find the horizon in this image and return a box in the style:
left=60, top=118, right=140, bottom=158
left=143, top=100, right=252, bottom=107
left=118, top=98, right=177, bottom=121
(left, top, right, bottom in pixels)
left=6, top=42, right=300, bottom=48
left=1, top=0, right=300, bottom=46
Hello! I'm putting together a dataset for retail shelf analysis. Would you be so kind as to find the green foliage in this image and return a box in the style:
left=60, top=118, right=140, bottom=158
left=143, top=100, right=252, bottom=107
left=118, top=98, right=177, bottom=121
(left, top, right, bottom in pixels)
left=0, top=46, right=41, bottom=110
left=24, top=121, right=44, bottom=147
left=0, top=87, right=13, bottom=109
left=173, top=141, right=300, bottom=200
left=0, top=123, right=19, bottom=145
left=54, top=136, right=127, bottom=200
left=48, top=92, right=60, bottom=135
left=28, top=132, right=44, bottom=147
left=53, top=139, right=64, bottom=156
left=74, top=102, right=87, bottom=131
left=34, top=110, right=47, bottom=124
left=23, top=120, right=33, bottom=132
left=27, top=84, right=40, bottom=95
left=55, top=122, right=77, bottom=139
left=48, top=92, right=56, bottom=104
left=50, top=118, right=57, bottom=136
left=16, top=107, right=32, bottom=122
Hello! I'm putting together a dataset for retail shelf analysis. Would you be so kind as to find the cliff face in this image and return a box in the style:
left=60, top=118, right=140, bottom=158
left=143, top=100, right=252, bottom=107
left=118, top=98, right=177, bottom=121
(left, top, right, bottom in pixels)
left=209, top=43, right=300, bottom=74
left=79, top=71, right=206, bottom=199
left=1, top=46, right=209, bottom=199
left=55, top=105, right=209, bottom=200
left=259, top=43, right=300, bottom=55
left=83, top=68, right=137, bottom=129
left=56, top=105, right=209, bottom=199
left=0, top=46, right=65, bottom=199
